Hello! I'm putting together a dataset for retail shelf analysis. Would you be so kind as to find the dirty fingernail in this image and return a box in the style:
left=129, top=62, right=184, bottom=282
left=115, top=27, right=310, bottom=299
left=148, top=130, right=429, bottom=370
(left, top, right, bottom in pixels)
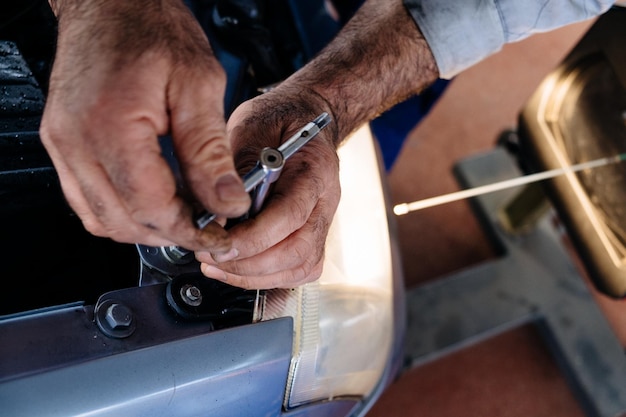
left=202, top=263, right=228, bottom=281
left=216, top=174, right=245, bottom=202
left=213, top=247, right=239, bottom=263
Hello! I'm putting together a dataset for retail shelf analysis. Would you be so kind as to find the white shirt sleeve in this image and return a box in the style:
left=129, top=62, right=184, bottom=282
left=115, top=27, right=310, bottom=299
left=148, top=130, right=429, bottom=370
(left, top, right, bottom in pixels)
left=403, top=0, right=615, bottom=79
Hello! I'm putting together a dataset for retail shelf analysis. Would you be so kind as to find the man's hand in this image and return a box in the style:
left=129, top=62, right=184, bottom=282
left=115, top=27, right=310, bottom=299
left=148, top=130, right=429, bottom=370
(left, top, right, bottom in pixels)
left=196, top=0, right=438, bottom=289
left=41, top=0, right=250, bottom=253
left=195, top=89, right=341, bottom=289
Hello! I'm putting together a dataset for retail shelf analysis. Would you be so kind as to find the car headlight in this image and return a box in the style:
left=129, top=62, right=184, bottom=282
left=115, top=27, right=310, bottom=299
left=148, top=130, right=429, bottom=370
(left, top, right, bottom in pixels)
left=259, top=125, right=396, bottom=409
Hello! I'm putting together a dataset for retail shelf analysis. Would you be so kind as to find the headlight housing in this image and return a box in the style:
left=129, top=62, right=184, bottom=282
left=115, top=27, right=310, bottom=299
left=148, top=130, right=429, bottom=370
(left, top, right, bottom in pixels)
left=259, top=125, right=397, bottom=409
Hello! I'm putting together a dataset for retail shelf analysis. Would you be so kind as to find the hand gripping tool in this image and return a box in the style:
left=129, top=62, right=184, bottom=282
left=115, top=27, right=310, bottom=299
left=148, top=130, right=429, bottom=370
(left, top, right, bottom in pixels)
left=137, top=112, right=332, bottom=285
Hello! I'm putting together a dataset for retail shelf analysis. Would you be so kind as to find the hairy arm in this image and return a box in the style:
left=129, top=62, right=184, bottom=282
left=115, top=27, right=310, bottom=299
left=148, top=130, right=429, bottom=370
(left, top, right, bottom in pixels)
left=289, top=0, right=439, bottom=143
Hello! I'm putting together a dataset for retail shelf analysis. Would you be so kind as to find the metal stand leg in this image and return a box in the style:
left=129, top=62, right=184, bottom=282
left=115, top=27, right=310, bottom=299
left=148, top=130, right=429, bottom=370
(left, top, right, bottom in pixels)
left=404, top=148, right=626, bottom=417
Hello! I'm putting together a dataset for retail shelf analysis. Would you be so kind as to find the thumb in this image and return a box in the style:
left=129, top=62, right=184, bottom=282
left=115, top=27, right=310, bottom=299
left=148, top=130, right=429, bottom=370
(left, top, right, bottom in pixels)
left=168, top=68, right=250, bottom=218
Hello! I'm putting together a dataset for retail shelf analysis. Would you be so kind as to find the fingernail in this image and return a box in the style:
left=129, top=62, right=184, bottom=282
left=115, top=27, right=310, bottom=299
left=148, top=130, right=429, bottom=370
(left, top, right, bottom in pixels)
left=202, top=264, right=228, bottom=281
left=213, top=247, right=238, bottom=263
left=216, top=173, right=245, bottom=202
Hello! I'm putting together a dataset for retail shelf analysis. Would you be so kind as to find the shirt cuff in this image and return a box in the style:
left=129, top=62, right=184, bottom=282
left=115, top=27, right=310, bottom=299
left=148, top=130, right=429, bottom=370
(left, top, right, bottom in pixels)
left=403, top=0, right=614, bottom=79
left=403, top=0, right=504, bottom=79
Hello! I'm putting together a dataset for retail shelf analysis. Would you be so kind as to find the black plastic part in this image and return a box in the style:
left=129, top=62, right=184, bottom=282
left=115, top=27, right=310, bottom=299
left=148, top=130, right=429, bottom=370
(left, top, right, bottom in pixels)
left=166, top=274, right=257, bottom=327
left=0, top=41, right=138, bottom=315
left=0, top=0, right=56, bottom=92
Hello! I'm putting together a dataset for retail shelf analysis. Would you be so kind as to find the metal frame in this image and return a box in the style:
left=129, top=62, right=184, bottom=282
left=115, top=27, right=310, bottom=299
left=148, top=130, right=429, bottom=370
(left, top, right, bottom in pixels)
left=0, top=284, right=295, bottom=417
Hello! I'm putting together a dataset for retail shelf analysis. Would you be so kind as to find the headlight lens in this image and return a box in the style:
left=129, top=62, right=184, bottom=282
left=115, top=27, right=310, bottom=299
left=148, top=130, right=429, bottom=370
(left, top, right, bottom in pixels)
left=260, top=125, right=395, bottom=409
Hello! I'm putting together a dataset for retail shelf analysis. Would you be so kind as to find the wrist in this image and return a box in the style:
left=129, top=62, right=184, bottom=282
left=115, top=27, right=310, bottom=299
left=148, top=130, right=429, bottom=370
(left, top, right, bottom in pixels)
left=272, top=84, right=339, bottom=148
left=283, top=0, right=438, bottom=143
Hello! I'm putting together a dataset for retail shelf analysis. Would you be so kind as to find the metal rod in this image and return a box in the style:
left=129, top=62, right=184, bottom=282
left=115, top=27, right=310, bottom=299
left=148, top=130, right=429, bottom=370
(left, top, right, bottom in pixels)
left=393, top=153, right=626, bottom=216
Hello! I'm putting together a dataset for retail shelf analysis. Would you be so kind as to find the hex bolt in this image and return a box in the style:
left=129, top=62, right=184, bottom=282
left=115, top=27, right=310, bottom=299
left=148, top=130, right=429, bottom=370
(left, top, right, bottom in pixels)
left=180, top=284, right=203, bottom=307
left=161, top=245, right=195, bottom=265
left=105, top=303, right=133, bottom=330
left=96, top=300, right=136, bottom=339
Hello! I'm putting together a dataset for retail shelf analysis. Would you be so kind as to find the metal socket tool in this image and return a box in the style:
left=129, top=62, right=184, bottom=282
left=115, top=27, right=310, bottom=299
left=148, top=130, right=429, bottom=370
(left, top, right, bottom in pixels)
left=195, top=112, right=332, bottom=227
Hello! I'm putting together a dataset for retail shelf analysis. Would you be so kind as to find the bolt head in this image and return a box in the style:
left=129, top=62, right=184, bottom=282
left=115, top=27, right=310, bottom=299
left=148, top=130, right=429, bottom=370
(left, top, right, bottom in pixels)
left=162, top=245, right=194, bottom=264
left=105, top=303, right=133, bottom=329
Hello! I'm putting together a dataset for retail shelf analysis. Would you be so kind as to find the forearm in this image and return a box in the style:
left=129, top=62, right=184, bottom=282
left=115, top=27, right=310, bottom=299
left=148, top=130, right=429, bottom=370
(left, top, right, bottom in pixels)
left=277, top=0, right=439, bottom=143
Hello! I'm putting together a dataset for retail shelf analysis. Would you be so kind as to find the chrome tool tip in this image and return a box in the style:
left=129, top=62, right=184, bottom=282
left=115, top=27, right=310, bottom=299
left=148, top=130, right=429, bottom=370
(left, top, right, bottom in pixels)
left=313, top=112, right=332, bottom=130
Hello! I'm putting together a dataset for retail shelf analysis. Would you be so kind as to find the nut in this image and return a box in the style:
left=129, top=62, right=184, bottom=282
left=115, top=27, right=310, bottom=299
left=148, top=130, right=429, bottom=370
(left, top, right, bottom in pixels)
left=180, top=284, right=203, bottom=307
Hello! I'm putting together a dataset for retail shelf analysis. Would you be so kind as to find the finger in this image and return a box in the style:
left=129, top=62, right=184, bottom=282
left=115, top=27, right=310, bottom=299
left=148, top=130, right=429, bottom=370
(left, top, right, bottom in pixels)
left=41, top=117, right=175, bottom=247
left=76, top=113, right=230, bottom=252
left=215, top=143, right=339, bottom=261
left=168, top=63, right=250, bottom=220
left=44, top=115, right=231, bottom=251
left=51, top=145, right=180, bottom=247
left=196, top=197, right=332, bottom=276
left=76, top=161, right=184, bottom=247
left=196, top=182, right=336, bottom=290
left=83, top=66, right=234, bottom=251
left=201, top=255, right=325, bottom=290
left=75, top=152, right=231, bottom=251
